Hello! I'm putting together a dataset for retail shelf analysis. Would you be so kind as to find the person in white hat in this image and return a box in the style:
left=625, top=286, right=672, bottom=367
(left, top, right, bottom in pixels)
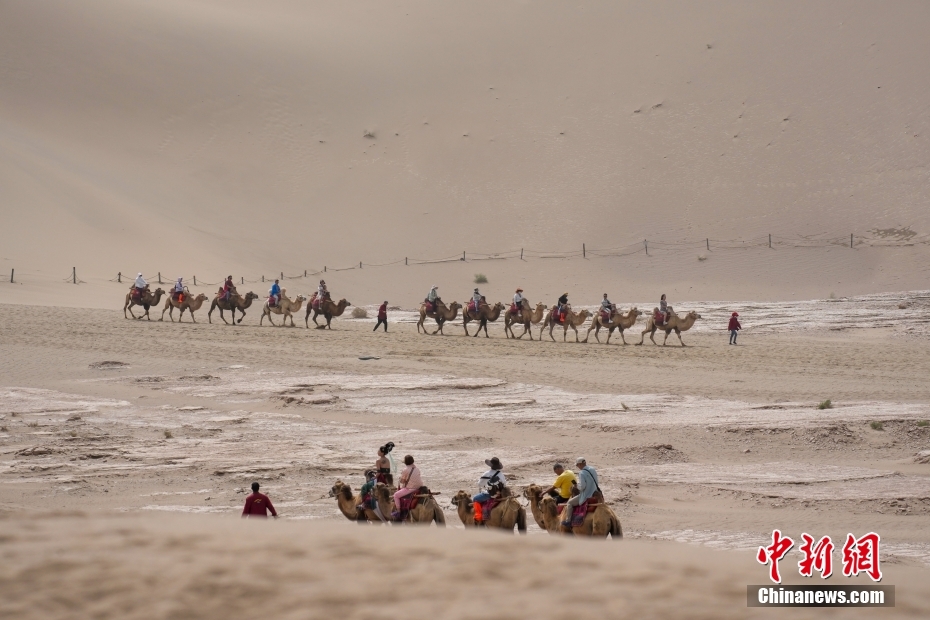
left=511, top=288, right=525, bottom=316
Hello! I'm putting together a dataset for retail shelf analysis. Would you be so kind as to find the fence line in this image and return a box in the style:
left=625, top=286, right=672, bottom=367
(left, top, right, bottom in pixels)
left=9, top=231, right=929, bottom=287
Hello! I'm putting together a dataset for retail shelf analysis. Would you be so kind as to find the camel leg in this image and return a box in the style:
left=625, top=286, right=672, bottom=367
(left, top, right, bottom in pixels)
left=650, top=329, right=658, bottom=345
left=662, top=329, right=670, bottom=346
left=312, top=311, right=320, bottom=327
left=189, top=309, right=196, bottom=323
left=481, top=320, right=489, bottom=338
left=159, top=303, right=168, bottom=322
left=676, top=328, right=686, bottom=346
left=305, top=311, right=311, bottom=329
left=236, top=309, right=245, bottom=324
left=571, top=324, right=579, bottom=343
left=618, top=329, right=628, bottom=345
left=177, top=307, right=184, bottom=323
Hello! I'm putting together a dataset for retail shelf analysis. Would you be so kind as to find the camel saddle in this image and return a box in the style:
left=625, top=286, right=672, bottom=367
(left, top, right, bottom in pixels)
left=267, top=295, right=277, bottom=308
left=654, top=309, right=666, bottom=326
left=600, top=310, right=611, bottom=323
left=131, top=288, right=145, bottom=302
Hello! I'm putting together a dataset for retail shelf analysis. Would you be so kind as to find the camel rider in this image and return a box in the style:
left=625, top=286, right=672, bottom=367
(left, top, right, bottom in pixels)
left=222, top=276, right=236, bottom=302
left=132, top=273, right=148, bottom=298
left=471, top=288, right=483, bottom=314
left=563, top=457, right=600, bottom=526
left=173, top=277, right=185, bottom=302
left=425, top=285, right=440, bottom=313
left=537, top=463, right=577, bottom=505
left=269, top=279, right=281, bottom=307
left=392, top=455, right=422, bottom=512
left=511, top=288, right=524, bottom=315
left=658, top=293, right=669, bottom=326
left=358, top=469, right=378, bottom=516
left=318, top=279, right=328, bottom=300
left=600, top=293, right=614, bottom=322
left=473, top=457, right=506, bottom=525
left=375, top=442, right=396, bottom=485
left=557, top=292, right=569, bottom=322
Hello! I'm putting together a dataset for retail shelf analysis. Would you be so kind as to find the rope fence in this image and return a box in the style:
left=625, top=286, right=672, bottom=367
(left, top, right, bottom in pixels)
left=7, top=231, right=929, bottom=286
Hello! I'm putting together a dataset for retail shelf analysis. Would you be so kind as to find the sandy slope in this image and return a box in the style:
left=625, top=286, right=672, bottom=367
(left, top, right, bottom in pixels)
left=2, top=0, right=930, bottom=304
left=2, top=304, right=930, bottom=617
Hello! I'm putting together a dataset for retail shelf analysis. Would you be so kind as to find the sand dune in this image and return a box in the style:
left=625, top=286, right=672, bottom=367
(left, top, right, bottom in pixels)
left=3, top=0, right=930, bottom=307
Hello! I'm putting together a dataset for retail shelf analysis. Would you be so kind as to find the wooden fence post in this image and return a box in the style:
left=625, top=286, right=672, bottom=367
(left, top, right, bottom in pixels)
left=158, top=272, right=162, bottom=284
left=360, top=262, right=363, bottom=269
left=406, top=257, right=408, bottom=265
left=644, top=240, right=648, bottom=255
left=72, top=267, right=76, bottom=284
left=769, top=234, right=772, bottom=248
left=193, top=276, right=197, bottom=286
left=280, top=272, right=284, bottom=280
left=706, top=238, right=710, bottom=251
left=850, top=233, right=854, bottom=248
left=118, top=272, right=121, bottom=283
left=10, top=269, right=13, bottom=283
left=304, top=270, right=307, bottom=277
left=583, top=243, right=586, bottom=258
left=520, top=248, right=523, bottom=260
left=241, top=277, right=244, bottom=285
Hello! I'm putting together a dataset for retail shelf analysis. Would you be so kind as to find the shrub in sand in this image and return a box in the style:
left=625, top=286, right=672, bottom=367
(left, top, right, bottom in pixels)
left=817, top=399, right=832, bottom=410
left=474, top=273, right=488, bottom=284
left=164, top=430, right=173, bottom=439
left=870, top=421, right=884, bottom=431
left=917, top=420, right=929, bottom=427
left=351, top=306, right=368, bottom=319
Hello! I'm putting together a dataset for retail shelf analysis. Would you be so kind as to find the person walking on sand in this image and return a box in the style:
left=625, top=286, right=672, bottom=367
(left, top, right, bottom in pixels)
left=242, top=482, right=278, bottom=519
left=728, top=312, right=741, bottom=345
left=374, top=301, right=388, bottom=332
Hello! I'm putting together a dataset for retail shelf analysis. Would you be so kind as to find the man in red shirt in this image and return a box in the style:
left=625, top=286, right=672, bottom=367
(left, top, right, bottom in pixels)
left=728, top=312, right=742, bottom=345
left=242, top=482, right=277, bottom=518
left=373, top=300, right=388, bottom=332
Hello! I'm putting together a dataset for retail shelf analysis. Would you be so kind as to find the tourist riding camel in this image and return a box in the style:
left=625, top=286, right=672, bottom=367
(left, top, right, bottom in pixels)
left=208, top=290, right=259, bottom=325
left=160, top=292, right=208, bottom=323
left=563, top=457, right=599, bottom=530
left=425, top=285, right=440, bottom=313
left=268, top=279, right=281, bottom=308
left=504, top=300, right=545, bottom=340
left=599, top=293, right=615, bottom=323
left=536, top=463, right=576, bottom=505
left=306, top=296, right=350, bottom=329
left=462, top=298, right=504, bottom=337
left=539, top=304, right=589, bottom=342
left=657, top=293, right=669, bottom=326
left=468, top=288, right=484, bottom=315
left=132, top=273, right=148, bottom=298
left=222, top=276, right=236, bottom=303
left=375, top=442, right=396, bottom=486
left=510, top=288, right=525, bottom=316
left=123, top=286, right=165, bottom=320
left=523, top=483, right=622, bottom=538
left=584, top=307, right=641, bottom=344
left=260, top=289, right=305, bottom=327
left=556, top=292, right=569, bottom=321
left=638, top=308, right=701, bottom=346
left=172, top=277, right=185, bottom=303
left=417, top=299, right=461, bottom=335
left=472, top=457, right=506, bottom=526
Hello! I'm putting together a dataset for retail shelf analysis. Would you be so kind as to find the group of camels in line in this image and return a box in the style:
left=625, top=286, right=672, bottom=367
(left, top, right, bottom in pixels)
left=122, top=287, right=350, bottom=330
left=418, top=298, right=702, bottom=346
left=123, top=287, right=700, bottom=346
left=330, top=479, right=622, bottom=538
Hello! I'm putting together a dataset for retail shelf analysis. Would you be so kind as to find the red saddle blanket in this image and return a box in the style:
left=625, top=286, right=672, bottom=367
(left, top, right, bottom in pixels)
left=398, top=493, right=420, bottom=512
left=131, top=288, right=144, bottom=302
left=267, top=296, right=276, bottom=307
left=509, top=304, right=520, bottom=315
left=600, top=311, right=611, bottom=323
left=654, top=310, right=666, bottom=325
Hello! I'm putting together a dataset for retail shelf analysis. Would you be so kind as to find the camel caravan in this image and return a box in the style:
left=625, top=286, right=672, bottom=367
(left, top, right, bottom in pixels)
left=122, top=276, right=701, bottom=345
left=330, top=454, right=620, bottom=539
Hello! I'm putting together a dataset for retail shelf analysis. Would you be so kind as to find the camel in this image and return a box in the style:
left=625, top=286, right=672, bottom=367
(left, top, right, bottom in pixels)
left=260, top=289, right=305, bottom=327
left=330, top=480, right=394, bottom=524
left=462, top=301, right=504, bottom=338
left=583, top=307, right=642, bottom=345
left=159, top=291, right=209, bottom=323
left=372, top=484, right=446, bottom=526
left=416, top=300, right=462, bottom=335
left=450, top=490, right=527, bottom=534
left=637, top=308, right=701, bottom=346
left=504, top=300, right=546, bottom=340
left=306, top=297, right=351, bottom=329
left=208, top=291, right=259, bottom=325
left=522, top=484, right=623, bottom=538
left=538, top=305, right=591, bottom=342
left=123, top=287, right=165, bottom=320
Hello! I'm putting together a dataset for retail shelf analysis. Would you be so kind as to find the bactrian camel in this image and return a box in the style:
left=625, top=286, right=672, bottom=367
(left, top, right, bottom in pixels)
left=417, top=300, right=461, bottom=335
left=373, top=484, right=446, bottom=526
left=637, top=308, right=701, bottom=346
left=306, top=297, right=351, bottom=329
left=584, top=307, right=642, bottom=345
left=260, top=289, right=305, bottom=327
left=539, top=305, right=590, bottom=342
left=123, top=287, right=165, bottom=321
left=208, top=291, right=259, bottom=325
left=504, top=300, right=546, bottom=340
left=462, top=301, right=504, bottom=338
left=160, top=291, right=209, bottom=323
left=330, top=480, right=394, bottom=524
left=451, top=490, right=527, bottom=534
left=523, top=484, right=622, bottom=539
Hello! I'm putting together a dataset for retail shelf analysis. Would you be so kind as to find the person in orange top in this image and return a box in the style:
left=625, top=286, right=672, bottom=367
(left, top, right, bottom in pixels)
left=242, top=482, right=277, bottom=518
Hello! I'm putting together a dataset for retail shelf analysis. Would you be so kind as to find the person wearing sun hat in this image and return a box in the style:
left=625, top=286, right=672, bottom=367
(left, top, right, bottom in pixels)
left=563, top=457, right=600, bottom=527
left=472, top=457, right=507, bottom=525
left=511, top=288, right=525, bottom=315
left=728, top=311, right=742, bottom=345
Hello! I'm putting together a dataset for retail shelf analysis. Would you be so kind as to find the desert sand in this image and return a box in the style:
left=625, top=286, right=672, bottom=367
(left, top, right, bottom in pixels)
left=2, top=0, right=930, bottom=617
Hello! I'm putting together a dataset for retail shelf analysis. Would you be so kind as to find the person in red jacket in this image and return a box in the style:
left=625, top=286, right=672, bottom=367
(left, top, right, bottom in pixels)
left=373, top=300, right=388, bottom=332
left=728, top=312, right=741, bottom=345
left=242, top=482, right=277, bottom=518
